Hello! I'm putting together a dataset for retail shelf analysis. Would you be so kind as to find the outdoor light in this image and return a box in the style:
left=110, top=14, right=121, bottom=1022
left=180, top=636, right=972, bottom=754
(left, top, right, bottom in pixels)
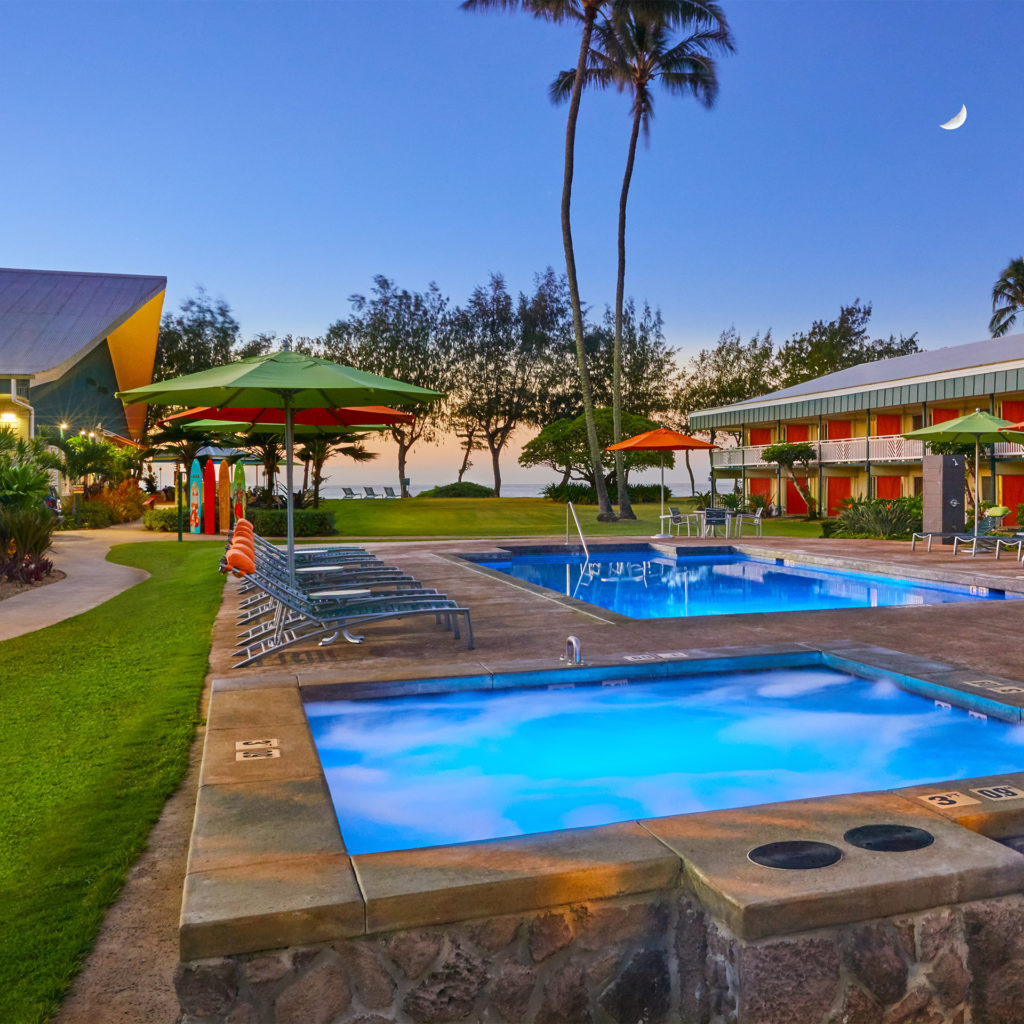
left=60, top=422, right=68, bottom=430
left=0, top=412, right=16, bottom=422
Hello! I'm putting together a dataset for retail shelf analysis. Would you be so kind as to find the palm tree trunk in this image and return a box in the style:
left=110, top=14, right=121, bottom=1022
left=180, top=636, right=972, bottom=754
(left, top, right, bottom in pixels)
left=561, top=2, right=616, bottom=522
left=685, top=450, right=695, bottom=495
left=612, top=104, right=643, bottom=520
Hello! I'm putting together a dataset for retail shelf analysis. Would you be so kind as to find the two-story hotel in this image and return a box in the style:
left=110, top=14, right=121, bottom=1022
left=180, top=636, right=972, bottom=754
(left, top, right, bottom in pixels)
left=688, top=334, right=1024, bottom=524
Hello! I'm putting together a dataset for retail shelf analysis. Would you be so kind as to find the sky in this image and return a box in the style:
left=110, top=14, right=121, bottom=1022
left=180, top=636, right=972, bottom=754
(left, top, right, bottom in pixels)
left=4, top=0, right=1024, bottom=491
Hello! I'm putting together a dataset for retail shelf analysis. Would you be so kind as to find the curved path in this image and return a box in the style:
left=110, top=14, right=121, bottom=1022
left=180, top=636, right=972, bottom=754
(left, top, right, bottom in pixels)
left=0, top=523, right=189, bottom=643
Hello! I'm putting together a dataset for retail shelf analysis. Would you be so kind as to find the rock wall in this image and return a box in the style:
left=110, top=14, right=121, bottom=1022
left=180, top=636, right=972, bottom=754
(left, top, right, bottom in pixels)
left=175, top=890, right=1024, bottom=1024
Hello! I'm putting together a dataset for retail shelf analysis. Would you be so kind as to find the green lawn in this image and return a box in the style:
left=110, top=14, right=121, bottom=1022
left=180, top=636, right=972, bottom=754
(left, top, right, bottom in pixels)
left=324, top=497, right=826, bottom=540
left=0, top=542, right=225, bottom=1024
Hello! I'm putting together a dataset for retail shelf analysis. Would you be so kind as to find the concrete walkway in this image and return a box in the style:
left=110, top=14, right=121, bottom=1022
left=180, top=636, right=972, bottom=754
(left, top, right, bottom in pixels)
left=0, top=523, right=187, bottom=642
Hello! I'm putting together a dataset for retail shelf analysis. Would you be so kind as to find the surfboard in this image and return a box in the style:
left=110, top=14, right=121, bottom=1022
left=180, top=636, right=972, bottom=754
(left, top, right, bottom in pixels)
left=188, top=459, right=202, bottom=534
left=218, top=461, right=231, bottom=533
left=203, top=459, right=216, bottom=534
left=232, top=462, right=246, bottom=521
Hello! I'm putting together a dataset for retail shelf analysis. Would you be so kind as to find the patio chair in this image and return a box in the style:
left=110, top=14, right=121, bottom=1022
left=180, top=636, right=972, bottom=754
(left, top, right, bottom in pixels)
left=383, top=486, right=399, bottom=498
left=703, top=507, right=730, bottom=538
left=733, top=506, right=764, bottom=537
left=995, top=535, right=1024, bottom=561
left=340, top=486, right=362, bottom=499
left=666, top=505, right=702, bottom=537
left=363, top=486, right=381, bottom=498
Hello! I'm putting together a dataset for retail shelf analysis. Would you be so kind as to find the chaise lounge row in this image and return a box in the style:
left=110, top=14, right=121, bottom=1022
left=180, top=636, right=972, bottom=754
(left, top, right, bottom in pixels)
left=220, top=520, right=473, bottom=667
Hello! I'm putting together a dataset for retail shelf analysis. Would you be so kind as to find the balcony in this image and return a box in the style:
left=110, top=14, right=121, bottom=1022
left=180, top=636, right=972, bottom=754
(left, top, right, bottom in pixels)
left=711, top=435, right=1024, bottom=470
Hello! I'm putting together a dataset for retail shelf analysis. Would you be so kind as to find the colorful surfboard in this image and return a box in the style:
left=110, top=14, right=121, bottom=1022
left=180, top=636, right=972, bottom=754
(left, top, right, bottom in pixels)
left=188, top=459, right=202, bottom=534
left=202, top=459, right=216, bottom=534
left=232, top=463, right=246, bottom=521
left=218, top=461, right=231, bottom=533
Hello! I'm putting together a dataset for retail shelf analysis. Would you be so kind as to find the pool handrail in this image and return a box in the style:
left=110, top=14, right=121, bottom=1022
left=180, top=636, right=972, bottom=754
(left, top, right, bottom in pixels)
left=566, top=501, right=590, bottom=563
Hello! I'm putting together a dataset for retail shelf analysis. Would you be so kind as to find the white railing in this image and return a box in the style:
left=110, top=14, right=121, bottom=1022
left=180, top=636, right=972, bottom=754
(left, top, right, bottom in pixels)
left=709, top=434, right=1024, bottom=469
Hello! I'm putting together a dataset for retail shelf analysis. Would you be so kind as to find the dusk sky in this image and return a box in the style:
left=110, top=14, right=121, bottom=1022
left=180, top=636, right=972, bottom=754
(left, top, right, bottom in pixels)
left=4, top=0, right=1023, bottom=490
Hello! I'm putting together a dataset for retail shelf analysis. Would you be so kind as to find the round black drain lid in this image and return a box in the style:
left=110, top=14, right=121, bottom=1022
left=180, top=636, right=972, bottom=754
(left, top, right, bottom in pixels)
left=748, top=840, right=843, bottom=870
left=844, top=824, right=934, bottom=852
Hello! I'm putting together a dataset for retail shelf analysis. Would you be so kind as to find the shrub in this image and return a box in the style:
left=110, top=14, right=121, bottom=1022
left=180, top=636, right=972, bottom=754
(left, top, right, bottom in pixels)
left=0, top=506, right=55, bottom=582
left=143, top=508, right=183, bottom=531
left=61, top=501, right=114, bottom=529
left=419, top=482, right=496, bottom=498
left=747, top=492, right=770, bottom=513
left=1018, top=503, right=1024, bottom=526
left=692, top=490, right=712, bottom=510
left=542, top=482, right=670, bottom=504
left=91, top=480, right=145, bottom=524
left=717, top=492, right=743, bottom=511
left=0, top=462, right=52, bottom=512
left=833, top=497, right=922, bottom=539
left=248, top=508, right=336, bottom=537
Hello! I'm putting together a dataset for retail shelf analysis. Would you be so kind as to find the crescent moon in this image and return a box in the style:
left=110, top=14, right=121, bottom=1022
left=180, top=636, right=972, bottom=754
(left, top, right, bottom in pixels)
left=940, top=104, right=967, bottom=130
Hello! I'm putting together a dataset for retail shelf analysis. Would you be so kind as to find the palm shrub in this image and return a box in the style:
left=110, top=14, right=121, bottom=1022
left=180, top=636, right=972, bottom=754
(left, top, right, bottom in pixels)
left=833, top=497, right=922, bottom=539
left=0, top=506, right=55, bottom=582
left=0, top=462, right=52, bottom=511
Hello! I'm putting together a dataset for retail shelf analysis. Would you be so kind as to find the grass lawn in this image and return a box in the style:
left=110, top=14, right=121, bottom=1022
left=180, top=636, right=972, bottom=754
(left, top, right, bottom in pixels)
left=0, top=541, right=225, bottom=1024
left=324, top=496, right=826, bottom=540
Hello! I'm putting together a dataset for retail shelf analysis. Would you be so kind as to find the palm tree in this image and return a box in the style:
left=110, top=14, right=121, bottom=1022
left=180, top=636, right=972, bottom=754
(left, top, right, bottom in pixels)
left=297, top=433, right=376, bottom=508
left=553, top=3, right=732, bottom=518
left=990, top=257, right=1024, bottom=337
left=462, top=0, right=627, bottom=519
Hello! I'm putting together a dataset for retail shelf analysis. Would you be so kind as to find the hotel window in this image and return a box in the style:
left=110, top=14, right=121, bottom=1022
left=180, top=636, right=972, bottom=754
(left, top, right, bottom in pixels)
left=14, top=378, right=29, bottom=400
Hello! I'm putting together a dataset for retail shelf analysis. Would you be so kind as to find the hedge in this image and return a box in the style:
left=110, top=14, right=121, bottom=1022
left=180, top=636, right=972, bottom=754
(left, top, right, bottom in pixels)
left=143, top=507, right=336, bottom=536
left=418, top=481, right=495, bottom=498
left=248, top=508, right=337, bottom=536
left=143, top=508, right=183, bottom=531
left=542, top=482, right=670, bottom=504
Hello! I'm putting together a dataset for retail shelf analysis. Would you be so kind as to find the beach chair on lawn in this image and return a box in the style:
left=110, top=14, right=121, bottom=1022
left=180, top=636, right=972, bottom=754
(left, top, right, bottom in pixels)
left=363, top=486, right=381, bottom=498
left=383, top=486, right=399, bottom=498
left=341, top=486, right=362, bottom=499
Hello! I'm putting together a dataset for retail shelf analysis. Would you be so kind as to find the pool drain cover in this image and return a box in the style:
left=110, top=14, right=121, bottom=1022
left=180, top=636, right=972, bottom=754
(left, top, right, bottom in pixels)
left=843, top=824, right=934, bottom=852
left=748, top=840, right=842, bottom=869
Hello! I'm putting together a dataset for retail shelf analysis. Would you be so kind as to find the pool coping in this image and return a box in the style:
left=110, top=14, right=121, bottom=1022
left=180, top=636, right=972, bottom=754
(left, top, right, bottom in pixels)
left=182, top=641, right=1024, bottom=960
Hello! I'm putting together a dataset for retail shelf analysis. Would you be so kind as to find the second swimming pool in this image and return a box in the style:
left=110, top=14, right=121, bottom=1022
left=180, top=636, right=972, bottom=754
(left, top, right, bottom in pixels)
left=468, top=548, right=1020, bottom=618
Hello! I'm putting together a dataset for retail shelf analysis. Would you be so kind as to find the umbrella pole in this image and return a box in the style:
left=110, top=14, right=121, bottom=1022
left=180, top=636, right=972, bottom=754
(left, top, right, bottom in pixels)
left=652, top=454, right=669, bottom=539
left=975, top=440, right=980, bottom=538
left=285, top=394, right=296, bottom=586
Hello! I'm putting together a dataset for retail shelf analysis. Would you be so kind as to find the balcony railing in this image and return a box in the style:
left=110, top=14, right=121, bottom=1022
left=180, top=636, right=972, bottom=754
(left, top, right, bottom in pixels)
left=711, top=435, right=1024, bottom=470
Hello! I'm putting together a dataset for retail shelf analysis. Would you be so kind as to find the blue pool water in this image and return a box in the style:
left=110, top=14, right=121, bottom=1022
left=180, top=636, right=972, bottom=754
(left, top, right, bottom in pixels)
left=306, top=666, right=1024, bottom=854
left=473, top=549, right=1020, bottom=618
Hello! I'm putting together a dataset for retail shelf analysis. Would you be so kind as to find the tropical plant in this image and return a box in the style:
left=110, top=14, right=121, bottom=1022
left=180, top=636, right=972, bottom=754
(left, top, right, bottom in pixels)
left=0, top=506, right=55, bottom=581
left=553, top=1, right=732, bottom=519
left=761, top=441, right=818, bottom=517
left=746, top=492, right=770, bottom=513
left=989, top=257, right=1024, bottom=337
left=833, top=497, right=922, bottom=539
left=717, top=491, right=743, bottom=511
left=691, top=489, right=712, bottom=509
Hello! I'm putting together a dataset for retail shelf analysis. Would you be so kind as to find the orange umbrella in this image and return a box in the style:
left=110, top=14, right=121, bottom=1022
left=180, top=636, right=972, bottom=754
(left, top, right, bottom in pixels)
left=160, top=404, right=415, bottom=428
left=607, top=428, right=718, bottom=538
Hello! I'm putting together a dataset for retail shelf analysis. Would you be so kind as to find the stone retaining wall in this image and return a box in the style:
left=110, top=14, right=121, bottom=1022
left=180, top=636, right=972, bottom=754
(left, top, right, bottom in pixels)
left=175, top=888, right=1024, bottom=1024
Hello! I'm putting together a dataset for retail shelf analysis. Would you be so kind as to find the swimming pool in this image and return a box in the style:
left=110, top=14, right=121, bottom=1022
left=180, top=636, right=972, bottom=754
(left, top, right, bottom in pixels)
left=306, top=663, right=1024, bottom=854
left=469, top=548, right=1020, bottom=618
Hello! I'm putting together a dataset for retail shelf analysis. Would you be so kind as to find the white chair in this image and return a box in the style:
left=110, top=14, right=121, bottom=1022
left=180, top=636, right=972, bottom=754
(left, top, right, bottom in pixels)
left=733, top=506, right=764, bottom=536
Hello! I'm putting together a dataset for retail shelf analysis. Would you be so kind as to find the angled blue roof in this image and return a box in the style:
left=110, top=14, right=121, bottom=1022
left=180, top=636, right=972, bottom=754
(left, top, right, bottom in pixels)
left=0, top=267, right=166, bottom=375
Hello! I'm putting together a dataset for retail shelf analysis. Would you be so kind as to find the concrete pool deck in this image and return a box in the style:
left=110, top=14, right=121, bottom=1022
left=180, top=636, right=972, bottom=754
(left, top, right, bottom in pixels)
left=57, top=534, right=1024, bottom=1022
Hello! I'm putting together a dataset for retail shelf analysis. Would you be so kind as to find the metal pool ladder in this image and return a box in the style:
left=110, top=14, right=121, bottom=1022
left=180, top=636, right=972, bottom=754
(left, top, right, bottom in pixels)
left=566, top=501, right=590, bottom=563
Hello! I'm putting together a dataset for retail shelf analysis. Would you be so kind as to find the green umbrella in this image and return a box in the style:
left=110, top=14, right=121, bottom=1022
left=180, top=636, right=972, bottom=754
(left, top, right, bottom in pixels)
left=903, top=409, right=1024, bottom=537
left=117, top=347, right=440, bottom=582
left=179, top=419, right=390, bottom=437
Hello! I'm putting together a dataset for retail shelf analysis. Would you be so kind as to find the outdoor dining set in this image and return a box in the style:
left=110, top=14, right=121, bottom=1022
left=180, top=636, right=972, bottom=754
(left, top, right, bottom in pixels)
left=659, top=504, right=765, bottom=539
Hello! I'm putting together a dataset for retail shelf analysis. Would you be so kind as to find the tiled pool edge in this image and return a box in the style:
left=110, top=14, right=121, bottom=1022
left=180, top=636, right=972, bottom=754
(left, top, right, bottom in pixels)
left=185, top=644, right=1024, bottom=956
left=179, top=644, right=1024, bottom=1022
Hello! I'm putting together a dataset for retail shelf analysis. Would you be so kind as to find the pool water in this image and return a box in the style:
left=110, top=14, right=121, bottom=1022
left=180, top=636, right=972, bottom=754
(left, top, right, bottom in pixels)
left=474, top=549, right=1020, bottom=618
left=306, top=666, right=1024, bottom=854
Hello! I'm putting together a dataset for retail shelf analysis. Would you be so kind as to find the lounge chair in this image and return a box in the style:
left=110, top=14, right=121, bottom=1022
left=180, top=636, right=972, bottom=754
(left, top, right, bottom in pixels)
left=383, top=486, right=400, bottom=498
left=341, top=486, right=362, bottom=499
left=733, top=506, right=764, bottom=537
left=363, top=486, right=381, bottom=498
left=911, top=515, right=1005, bottom=555
left=228, top=565, right=473, bottom=666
